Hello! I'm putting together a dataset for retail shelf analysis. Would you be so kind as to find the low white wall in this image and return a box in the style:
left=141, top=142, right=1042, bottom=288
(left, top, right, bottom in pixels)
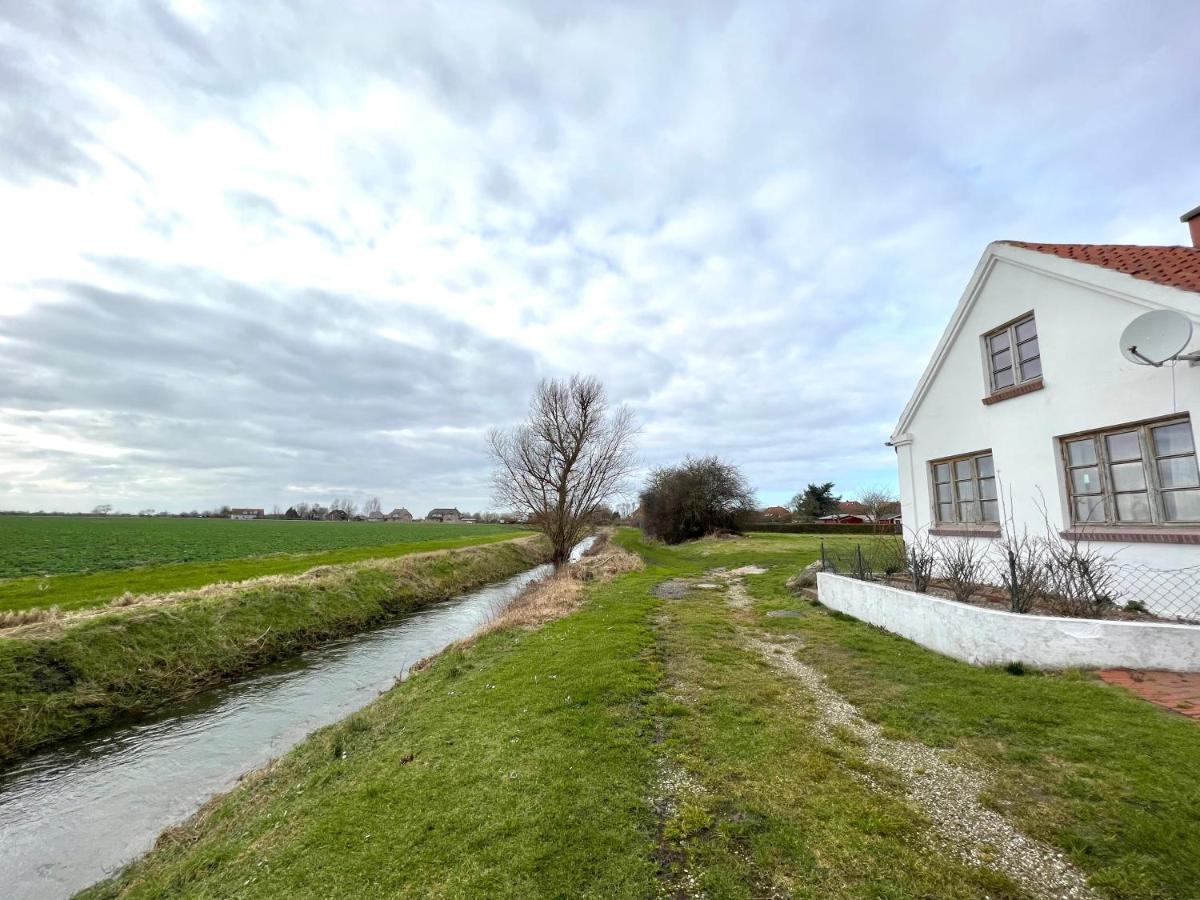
left=816, top=572, right=1200, bottom=671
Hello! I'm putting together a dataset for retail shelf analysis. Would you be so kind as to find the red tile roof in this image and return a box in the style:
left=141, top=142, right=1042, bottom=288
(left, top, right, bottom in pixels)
left=1000, top=242, right=1200, bottom=295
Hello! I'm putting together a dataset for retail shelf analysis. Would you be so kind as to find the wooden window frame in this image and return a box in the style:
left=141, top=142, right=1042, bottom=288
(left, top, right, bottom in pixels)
left=983, top=313, right=1041, bottom=394
left=1060, top=415, right=1200, bottom=527
left=928, top=450, right=999, bottom=525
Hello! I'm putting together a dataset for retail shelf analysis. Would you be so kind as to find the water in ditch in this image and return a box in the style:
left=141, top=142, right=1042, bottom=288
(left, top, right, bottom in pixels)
left=0, top=540, right=591, bottom=899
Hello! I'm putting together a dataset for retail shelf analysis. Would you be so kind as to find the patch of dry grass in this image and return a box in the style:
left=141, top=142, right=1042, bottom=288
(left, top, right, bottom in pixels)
left=463, top=532, right=644, bottom=645
left=0, top=605, right=63, bottom=628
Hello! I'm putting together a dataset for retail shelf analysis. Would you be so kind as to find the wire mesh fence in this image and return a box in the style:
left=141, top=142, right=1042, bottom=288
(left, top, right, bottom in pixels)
left=819, top=539, right=1200, bottom=623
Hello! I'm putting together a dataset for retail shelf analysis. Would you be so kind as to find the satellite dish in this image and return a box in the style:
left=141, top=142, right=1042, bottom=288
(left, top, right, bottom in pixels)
left=1120, top=309, right=1194, bottom=366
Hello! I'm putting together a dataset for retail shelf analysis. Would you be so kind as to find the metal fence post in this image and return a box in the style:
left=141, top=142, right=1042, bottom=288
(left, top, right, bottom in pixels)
left=821, top=541, right=826, bottom=571
left=1008, top=549, right=1021, bottom=613
left=856, top=544, right=866, bottom=581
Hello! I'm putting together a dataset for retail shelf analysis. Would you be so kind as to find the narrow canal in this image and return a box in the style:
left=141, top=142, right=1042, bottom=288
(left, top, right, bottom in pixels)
left=0, top=539, right=592, bottom=899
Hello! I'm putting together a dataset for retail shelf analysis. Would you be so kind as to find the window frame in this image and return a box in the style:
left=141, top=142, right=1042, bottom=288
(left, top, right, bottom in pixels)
left=1059, top=415, right=1200, bottom=527
left=983, top=312, right=1041, bottom=394
left=928, top=450, right=999, bottom=526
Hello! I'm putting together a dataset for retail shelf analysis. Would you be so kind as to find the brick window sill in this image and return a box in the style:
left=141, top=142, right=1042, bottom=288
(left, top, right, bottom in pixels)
left=982, top=377, right=1044, bottom=406
left=1060, top=528, right=1200, bottom=545
left=930, top=526, right=1002, bottom=538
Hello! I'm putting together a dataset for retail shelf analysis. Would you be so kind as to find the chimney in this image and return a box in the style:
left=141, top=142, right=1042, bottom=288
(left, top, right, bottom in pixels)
left=1182, top=204, right=1200, bottom=248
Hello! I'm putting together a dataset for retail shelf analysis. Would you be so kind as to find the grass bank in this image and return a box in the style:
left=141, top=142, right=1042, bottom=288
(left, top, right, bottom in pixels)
left=82, top=530, right=1200, bottom=898
left=0, top=531, right=531, bottom=615
left=0, top=537, right=550, bottom=765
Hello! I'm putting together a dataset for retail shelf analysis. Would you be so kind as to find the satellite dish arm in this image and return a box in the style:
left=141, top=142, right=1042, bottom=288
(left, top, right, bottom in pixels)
left=1126, top=345, right=1164, bottom=367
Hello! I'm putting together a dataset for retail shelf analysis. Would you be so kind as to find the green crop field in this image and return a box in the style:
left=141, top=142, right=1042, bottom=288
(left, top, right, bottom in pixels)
left=0, top=516, right=523, bottom=579
left=0, top=516, right=530, bottom=614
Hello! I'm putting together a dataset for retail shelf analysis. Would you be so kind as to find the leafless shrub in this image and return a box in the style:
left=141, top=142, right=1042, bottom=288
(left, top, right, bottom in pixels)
left=1043, top=537, right=1120, bottom=617
left=937, top=539, right=986, bottom=603
left=903, top=530, right=937, bottom=593
left=996, top=532, right=1052, bottom=614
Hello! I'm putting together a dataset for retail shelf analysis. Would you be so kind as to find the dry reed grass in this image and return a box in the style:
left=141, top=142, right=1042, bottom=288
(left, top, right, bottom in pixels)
left=0, top=605, right=63, bottom=628
left=461, top=531, right=643, bottom=646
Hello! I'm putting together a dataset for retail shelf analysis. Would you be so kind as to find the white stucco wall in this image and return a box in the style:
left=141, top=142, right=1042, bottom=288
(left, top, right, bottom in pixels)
left=893, top=244, right=1200, bottom=605
left=818, top=573, right=1200, bottom=671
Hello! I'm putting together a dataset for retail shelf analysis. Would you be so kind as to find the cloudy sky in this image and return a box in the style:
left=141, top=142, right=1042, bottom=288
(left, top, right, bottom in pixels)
left=1, top=1, right=1198, bottom=515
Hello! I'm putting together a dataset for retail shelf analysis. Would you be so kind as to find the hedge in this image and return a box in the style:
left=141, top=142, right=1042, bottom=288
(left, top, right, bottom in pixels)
left=746, top=522, right=892, bottom=535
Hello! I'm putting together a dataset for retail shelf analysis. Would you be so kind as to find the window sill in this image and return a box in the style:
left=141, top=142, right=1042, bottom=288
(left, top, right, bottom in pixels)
left=1060, top=528, right=1200, bottom=545
left=930, top=525, right=1001, bottom=538
left=982, top=377, right=1044, bottom=406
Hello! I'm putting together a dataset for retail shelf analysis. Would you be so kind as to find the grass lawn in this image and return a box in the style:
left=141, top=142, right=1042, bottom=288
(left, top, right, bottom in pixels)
left=85, top=530, right=1200, bottom=898
left=0, top=532, right=530, bottom=619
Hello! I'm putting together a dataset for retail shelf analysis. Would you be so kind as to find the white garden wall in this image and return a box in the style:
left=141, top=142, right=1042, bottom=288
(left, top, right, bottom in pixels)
left=817, top=572, right=1200, bottom=671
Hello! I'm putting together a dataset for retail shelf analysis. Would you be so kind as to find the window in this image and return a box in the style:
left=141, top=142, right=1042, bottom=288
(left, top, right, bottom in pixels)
left=1062, top=417, right=1200, bottom=526
left=930, top=452, right=998, bottom=524
left=985, top=314, right=1041, bottom=392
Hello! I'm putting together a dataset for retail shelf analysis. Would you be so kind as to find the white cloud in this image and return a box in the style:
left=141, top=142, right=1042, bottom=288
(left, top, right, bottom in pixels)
left=0, top=0, right=1198, bottom=513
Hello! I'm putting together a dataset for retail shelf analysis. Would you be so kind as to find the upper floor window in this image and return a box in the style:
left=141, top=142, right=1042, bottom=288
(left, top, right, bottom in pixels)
left=1062, top=416, right=1200, bottom=526
left=985, top=314, right=1041, bottom=392
left=931, top=451, right=998, bottom=524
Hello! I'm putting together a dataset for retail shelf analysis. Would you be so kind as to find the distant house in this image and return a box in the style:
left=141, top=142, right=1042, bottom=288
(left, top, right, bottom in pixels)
left=761, top=505, right=791, bottom=521
left=367, top=510, right=385, bottom=521
left=426, top=507, right=462, bottom=522
left=817, top=513, right=869, bottom=525
left=386, top=507, right=413, bottom=522
left=326, top=509, right=350, bottom=522
left=308, top=506, right=329, bottom=520
left=229, top=508, right=264, bottom=520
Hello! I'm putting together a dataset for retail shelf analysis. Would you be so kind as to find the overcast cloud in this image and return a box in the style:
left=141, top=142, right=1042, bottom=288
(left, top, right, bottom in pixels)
left=1, top=1, right=1198, bottom=514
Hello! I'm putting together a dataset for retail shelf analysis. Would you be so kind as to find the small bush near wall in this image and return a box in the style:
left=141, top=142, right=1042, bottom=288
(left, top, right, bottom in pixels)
left=749, top=522, right=885, bottom=535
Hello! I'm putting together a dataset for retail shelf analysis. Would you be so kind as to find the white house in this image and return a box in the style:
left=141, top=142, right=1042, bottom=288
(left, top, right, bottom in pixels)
left=891, top=209, right=1200, bottom=615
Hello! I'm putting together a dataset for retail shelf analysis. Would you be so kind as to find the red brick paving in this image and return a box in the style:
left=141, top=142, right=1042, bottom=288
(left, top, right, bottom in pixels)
left=1098, top=669, right=1200, bottom=719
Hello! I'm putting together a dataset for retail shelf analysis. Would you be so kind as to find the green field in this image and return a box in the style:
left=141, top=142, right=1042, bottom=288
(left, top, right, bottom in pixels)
left=0, top=516, right=524, bottom=579
left=0, top=517, right=529, bottom=614
left=86, top=529, right=1200, bottom=899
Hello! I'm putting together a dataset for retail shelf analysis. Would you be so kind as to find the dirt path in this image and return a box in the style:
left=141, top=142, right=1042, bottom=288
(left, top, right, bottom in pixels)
left=711, top=568, right=1097, bottom=900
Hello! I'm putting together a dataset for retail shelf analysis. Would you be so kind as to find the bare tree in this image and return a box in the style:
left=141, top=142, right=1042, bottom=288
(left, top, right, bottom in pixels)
left=488, top=375, right=637, bottom=567
left=857, top=487, right=899, bottom=534
left=92, top=504, right=113, bottom=516
left=364, top=496, right=382, bottom=516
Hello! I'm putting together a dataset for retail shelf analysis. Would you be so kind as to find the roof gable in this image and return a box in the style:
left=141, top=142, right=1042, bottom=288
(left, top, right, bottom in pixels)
left=892, top=241, right=1200, bottom=440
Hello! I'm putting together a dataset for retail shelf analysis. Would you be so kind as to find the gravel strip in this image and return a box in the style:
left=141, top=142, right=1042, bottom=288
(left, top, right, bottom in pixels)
left=745, top=630, right=1096, bottom=900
